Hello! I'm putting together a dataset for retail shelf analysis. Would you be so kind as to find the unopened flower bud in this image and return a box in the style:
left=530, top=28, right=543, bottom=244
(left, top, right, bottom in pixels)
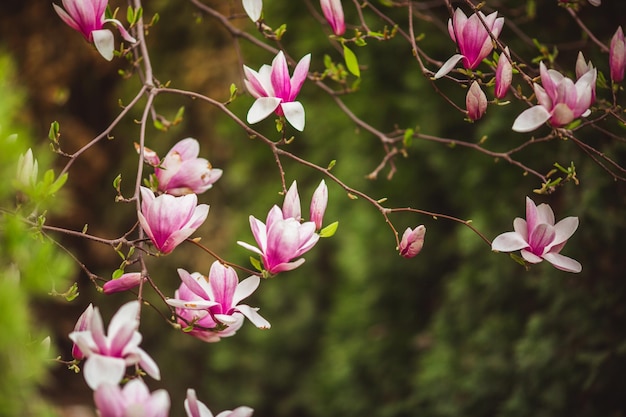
left=610, top=26, right=625, bottom=83
left=320, top=0, right=345, bottom=36
left=310, top=180, right=328, bottom=230
left=103, top=272, right=145, bottom=294
left=466, top=81, right=487, bottom=121
left=16, top=148, right=38, bottom=188
left=399, top=225, right=426, bottom=258
left=495, top=47, right=512, bottom=99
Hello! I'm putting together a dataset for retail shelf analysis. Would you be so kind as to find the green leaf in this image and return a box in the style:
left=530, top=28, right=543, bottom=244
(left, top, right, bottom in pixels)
left=48, top=121, right=60, bottom=143
left=127, top=6, right=134, bottom=24
left=403, top=128, right=414, bottom=148
left=64, top=282, right=79, bottom=302
left=250, top=256, right=263, bottom=272
left=327, top=159, right=336, bottom=170
left=343, top=45, right=361, bottom=78
left=319, top=221, right=339, bottom=238
left=48, top=172, right=68, bottom=195
left=112, top=269, right=124, bottom=279
left=113, top=174, right=122, bottom=190
left=173, top=106, right=185, bottom=124
left=229, top=83, right=238, bottom=101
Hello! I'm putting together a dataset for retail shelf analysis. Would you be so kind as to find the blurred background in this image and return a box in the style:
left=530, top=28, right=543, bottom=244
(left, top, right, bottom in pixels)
left=1, top=0, right=626, bottom=416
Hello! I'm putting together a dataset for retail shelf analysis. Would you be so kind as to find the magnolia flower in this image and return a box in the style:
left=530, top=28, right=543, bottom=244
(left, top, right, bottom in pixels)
left=242, top=0, right=262, bottom=21
left=71, top=304, right=94, bottom=360
left=466, top=81, right=487, bottom=121
left=399, top=225, right=426, bottom=258
left=243, top=51, right=311, bottom=131
left=68, top=301, right=161, bottom=389
left=512, top=61, right=596, bottom=132
left=16, top=148, right=38, bottom=188
left=53, top=0, right=136, bottom=61
left=610, top=26, right=625, bottom=83
left=185, top=389, right=254, bottom=417
left=491, top=197, right=581, bottom=273
left=495, top=47, right=512, bottom=99
left=238, top=205, right=320, bottom=275
left=167, top=264, right=270, bottom=343
left=282, top=180, right=328, bottom=230
left=138, top=187, right=209, bottom=254
left=320, top=0, right=345, bottom=36
left=94, top=379, right=170, bottom=417
left=434, top=9, right=504, bottom=79
left=152, top=138, right=222, bottom=196
left=103, top=272, right=145, bottom=294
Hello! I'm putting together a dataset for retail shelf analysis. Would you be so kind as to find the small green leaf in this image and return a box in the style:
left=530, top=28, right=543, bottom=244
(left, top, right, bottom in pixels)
left=153, top=119, right=166, bottom=131
left=127, top=6, right=134, bottom=24
left=343, top=44, right=361, bottom=77
left=65, top=283, right=80, bottom=302
left=403, top=128, right=414, bottom=148
left=112, top=269, right=124, bottom=279
left=250, top=256, right=263, bottom=272
left=173, top=106, right=185, bottom=124
left=113, top=174, right=122, bottom=190
left=48, top=121, right=60, bottom=143
left=327, top=159, right=336, bottom=170
left=49, top=172, right=68, bottom=194
left=319, top=221, right=339, bottom=238
left=229, top=83, right=238, bottom=101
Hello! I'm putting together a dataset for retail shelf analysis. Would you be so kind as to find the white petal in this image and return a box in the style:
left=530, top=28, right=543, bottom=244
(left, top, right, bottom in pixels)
left=242, top=0, right=262, bottom=21
left=92, top=29, right=115, bottom=61
left=281, top=101, right=306, bottom=131
left=512, top=106, right=551, bottom=132
left=246, top=97, right=281, bottom=124
left=434, top=54, right=464, bottom=79
left=233, top=276, right=260, bottom=305
left=491, top=232, right=528, bottom=252
left=83, top=355, right=126, bottom=390
left=542, top=252, right=582, bottom=273
left=236, top=304, right=271, bottom=329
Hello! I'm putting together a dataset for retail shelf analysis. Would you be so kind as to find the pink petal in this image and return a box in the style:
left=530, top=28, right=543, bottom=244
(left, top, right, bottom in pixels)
left=289, top=54, right=311, bottom=101
left=542, top=252, right=582, bottom=273
left=491, top=231, right=528, bottom=252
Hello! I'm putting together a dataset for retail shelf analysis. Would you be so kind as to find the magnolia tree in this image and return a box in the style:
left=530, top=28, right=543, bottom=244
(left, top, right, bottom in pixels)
left=6, top=0, right=626, bottom=414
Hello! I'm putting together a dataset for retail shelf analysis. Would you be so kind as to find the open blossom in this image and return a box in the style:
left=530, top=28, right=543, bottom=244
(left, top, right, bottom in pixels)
left=94, top=379, right=170, bottom=417
left=434, top=9, right=504, bottom=79
left=103, top=272, right=145, bottom=294
left=243, top=51, right=311, bottom=131
left=495, top=47, right=512, bottom=99
left=138, top=187, right=209, bottom=254
left=491, top=197, right=581, bottom=273
left=399, top=225, right=426, bottom=258
left=238, top=205, right=320, bottom=275
left=150, top=138, right=222, bottom=196
left=320, top=0, right=345, bottom=36
left=185, top=389, right=254, bottom=417
left=610, top=26, right=625, bottom=83
left=466, top=81, right=487, bottom=121
left=68, top=301, right=161, bottom=389
left=53, top=0, right=136, bottom=61
left=167, top=263, right=270, bottom=343
left=512, top=61, right=596, bottom=132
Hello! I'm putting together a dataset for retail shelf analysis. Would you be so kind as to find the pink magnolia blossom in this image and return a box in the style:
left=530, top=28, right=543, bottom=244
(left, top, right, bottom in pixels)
left=53, top=0, right=136, bottom=61
left=103, top=272, right=145, bottom=294
left=94, top=379, right=170, bottom=417
left=238, top=205, right=320, bottom=275
left=152, top=138, right=222, bottom=196
left=282, top=180, right=328, bottom=230
left=512, top=61, right=596, bottom=132
left=68, top=301, right=161, bottom=389
left=242, top=0, right=262, bottom=21
left=434, top=9, right=504, bottom=79
left=466, top=81, right=487, bottom=121
left=491, top=197, right=581, bottom=273
left=495, top=47, right=512, bottom=99
left=243, top=51, right=311, bottom=131
left=185, top=389, right=254, bottom=417
left=399, top=225, right=426, bottom=258
left=71, top=303, right=94, bottom=360
left=137, top=187, right=209, bottom=254
left=610, top=26, right=625, bottom=83
left=320, top=0, right=345, bottom=36
left=167, top=263, right=270, bottom=343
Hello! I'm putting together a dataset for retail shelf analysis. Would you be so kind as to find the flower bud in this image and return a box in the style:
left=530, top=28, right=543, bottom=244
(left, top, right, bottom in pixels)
left=320, top=0, right=345, bottom=36
left=16, top=148, right=38, bottom=188
left=310, top=180, right=328, bottom=230
left=71, top=304, right=94, bottom=360
left=495, top=47, right=512, bottom=99
left=399, top=225, right=426, bottom=258
left=466, top=81, right=487, bottom=121
left=610, top=26, right=625, bottom=83
left=103, top=272, right=145, bottom=294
